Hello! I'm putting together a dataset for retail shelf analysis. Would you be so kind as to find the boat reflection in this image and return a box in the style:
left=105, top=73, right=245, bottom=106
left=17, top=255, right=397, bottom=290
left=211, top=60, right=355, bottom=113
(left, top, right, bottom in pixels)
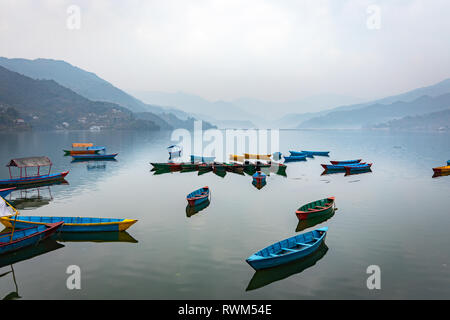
left=432, top=171, right=450, bottom=178
left=295, top=210, right=335, bottom=232
left=4, top=185, right=62, bottom=210
left=245, top=243, right=329, bottom=291
left=52, top=231, right=138, bottom=243
left=344, top=169, right=372, bottom=176
left=252, top=180, right=267, bottom=190
left=0, top=239, right=65, bottom=300
left=186, top=199, right=211, bottom=218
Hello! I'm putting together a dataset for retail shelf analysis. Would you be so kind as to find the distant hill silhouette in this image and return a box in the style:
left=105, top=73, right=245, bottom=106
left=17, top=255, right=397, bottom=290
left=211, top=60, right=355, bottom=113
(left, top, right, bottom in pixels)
left=370, top=108, right=450, bottom=131
left=0, top=66, right=163, bottom=130
left=298, top=93, right=450, bottom=129
left=273, top=77, right=450, bottom=128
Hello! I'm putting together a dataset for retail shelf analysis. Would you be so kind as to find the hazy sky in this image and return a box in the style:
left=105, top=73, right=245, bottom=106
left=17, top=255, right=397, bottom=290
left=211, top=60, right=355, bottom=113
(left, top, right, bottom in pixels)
left=1, top=0, right=450, bottom=102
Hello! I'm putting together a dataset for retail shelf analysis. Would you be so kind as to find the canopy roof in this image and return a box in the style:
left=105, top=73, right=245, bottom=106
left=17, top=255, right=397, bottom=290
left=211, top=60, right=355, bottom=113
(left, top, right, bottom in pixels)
left=7, top=156, right=52, bottom=168
left=72, top=143, right=93, bottom=148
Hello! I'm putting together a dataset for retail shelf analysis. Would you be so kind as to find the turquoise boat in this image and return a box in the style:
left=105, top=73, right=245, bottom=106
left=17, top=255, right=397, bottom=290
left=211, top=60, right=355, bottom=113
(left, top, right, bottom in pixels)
left=72, top=153, right=118, bottom=161
left=284, top=155, right=307, bottom=162
left=246, top=243, right=329, bottom=291
left=289, top=151, right=313, bottom=158
left=301, top=150, right=330, bottom=156
left=246, top=227, right=328, bottom=270
left=0, top=216, right=137, bottom=233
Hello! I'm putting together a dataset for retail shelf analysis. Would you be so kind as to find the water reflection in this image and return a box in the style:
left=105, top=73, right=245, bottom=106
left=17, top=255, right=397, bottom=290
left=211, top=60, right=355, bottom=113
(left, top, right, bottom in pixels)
left=0, top=239, right=65, bottom=300
left=295, top=210, right=335, bottom=232
left=432, top=171, right=450, bottom=178
left=245, top=243, right=329, bottom=291
left=4, top=185, right=61, bottom=210
left=53, top=231, right=138, bottom=243
left=186, top=199, right=211, bottom=218
left=252, top=180, right=267, bottom=190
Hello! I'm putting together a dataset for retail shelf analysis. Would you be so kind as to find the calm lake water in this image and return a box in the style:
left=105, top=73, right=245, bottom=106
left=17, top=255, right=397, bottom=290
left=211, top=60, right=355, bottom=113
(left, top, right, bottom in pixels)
left=0, top=129, right=449, bottom=299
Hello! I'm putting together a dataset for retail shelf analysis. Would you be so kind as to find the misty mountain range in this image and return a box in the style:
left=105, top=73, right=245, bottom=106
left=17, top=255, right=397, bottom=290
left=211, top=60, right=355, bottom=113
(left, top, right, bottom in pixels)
left=0, top=57, right=449, bottom=131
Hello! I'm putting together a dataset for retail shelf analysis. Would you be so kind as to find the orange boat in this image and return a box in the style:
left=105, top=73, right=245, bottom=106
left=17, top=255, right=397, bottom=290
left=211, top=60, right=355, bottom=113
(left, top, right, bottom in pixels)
left=63, top=143, right=104, bottom=156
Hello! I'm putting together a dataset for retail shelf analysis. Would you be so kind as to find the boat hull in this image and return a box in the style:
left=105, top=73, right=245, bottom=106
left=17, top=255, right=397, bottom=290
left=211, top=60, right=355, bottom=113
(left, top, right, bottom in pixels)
left=187, top=187, right=210, bottom=206
left=72, top=153, right=118, bottom=160
left=330, top=159, right=362, bottom=165
left=0, top=216, right=137, bottom=232
left=296, top=197, right=335, bottom=220
left=0, top=222, right=63, bottom=255
left=246, top=228, right=328, bottom=270
left=0, top=171, right=69, bottom=187
left=301, top=151, right=330, bottom=156
left=0, top=187, right=15, bottom=198
left=433, top=165, right=450, bottom=174
left=64, top=150, right=99, bottom=156
left=284, top=155, right=307, bottom=162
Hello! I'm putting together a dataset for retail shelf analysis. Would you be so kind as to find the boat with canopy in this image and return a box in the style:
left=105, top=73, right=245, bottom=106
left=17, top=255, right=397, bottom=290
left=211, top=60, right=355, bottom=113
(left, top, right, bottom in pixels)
left=0, top=157, right=69, bottom=187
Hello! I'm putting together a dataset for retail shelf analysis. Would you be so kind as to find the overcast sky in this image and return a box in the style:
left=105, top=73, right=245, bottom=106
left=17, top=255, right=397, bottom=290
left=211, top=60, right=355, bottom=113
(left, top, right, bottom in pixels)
left=1, top=0, right=449, bottom=103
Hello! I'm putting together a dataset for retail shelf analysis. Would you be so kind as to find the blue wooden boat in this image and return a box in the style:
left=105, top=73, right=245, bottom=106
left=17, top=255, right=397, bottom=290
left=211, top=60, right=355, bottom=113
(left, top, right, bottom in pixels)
left=330, top=159, right=362, bottom=165
left=301, top=150, right=330, bottom=156
left=321, top=162, right=366, bottom=171
left=283, top=155, right=307, bottom=162
left=1, top=157, right=69, bottom=187
left=447, top=160, right=450, bottom=166
left=289, top=151, right=313, bottom=158
left=0, top=222, right=63, bottom=255
left=246, top=227, right=328, bottom=270
left=72, top=153, right=118, bottom=161
left=0, top=188, right=15, bottom=198
left=190, top=155, right=216, bottom=163
left=252, top=171, right=267, bottom=183
left=187, top=186, right=210, bottom=206
left=0, top=216, right=137, bottom=233
left=344, top=163, right=372, bottom=174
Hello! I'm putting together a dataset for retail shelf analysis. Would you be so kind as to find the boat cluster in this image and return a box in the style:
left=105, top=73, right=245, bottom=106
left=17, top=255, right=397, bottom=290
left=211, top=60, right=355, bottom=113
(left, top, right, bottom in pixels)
left=0, top=142, right=133, bottom=258
left=321, top=159, right=373, bottom=175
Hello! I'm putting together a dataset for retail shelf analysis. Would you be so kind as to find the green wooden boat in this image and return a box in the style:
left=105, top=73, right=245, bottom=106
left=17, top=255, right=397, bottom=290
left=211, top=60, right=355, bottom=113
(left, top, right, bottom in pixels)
left=296, top=197, right=335, bottom=220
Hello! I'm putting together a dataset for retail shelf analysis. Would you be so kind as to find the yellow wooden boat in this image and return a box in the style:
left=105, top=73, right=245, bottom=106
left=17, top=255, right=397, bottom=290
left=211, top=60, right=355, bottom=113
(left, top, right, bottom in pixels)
left=229, top=155, right=245, bottom=162
left=0, top=216, right=137, bottom=232
left=244, top=153, right=272, bottom=160
left=432, top=165, right=450, bottom=174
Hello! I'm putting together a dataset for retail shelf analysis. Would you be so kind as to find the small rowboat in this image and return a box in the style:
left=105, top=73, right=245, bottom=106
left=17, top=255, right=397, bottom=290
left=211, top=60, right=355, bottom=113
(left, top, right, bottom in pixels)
left=252, top=171, right=267, bottom=183
left=0, top=188, right=15, bottom=198
left=244, top=153, right=272, bottom=160
left=321, top=162, right=366, bottom=171
left=344, top=163, right=372, bottom=174
left=0, top=216, right=137, bottom=232
left=190, top=155, right=216, bottom=163
left=246, top=243, right=328, bottom=291
left=64, top=143, right=104, bottom=156
left=330, top=159, right=362, bottom=165
left=289, top=151, right=313, bottom=158
left=296, top=197, right=335, bottom=220
left=432, top=165, right=450, bottom=174
left=246, top=227, right=328, bottom=270
left=283, top=155, right=307, bottom=162
left=0, top=222, right=63, bottom=255
left=301, top=150, right=330, bottom=156
left=72, top=153, right=118, bottom=161
left=186, top=186, right=210, bottom=206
